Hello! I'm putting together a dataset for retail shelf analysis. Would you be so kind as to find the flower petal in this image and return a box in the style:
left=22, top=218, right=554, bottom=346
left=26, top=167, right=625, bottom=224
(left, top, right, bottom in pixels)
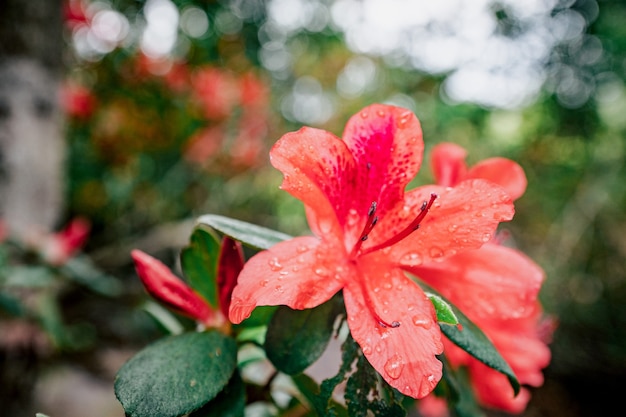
left=411, top=243, right=544, bottom=320
left=270, top=127, right=355, bottom=239
left=228, top=236, right=347, bottom=324
left=343, top=259, right=443, bottom=399
left=386, top=180, right=514, bottom=265
left=430, top=143, right=467, bottom=188
left=342, top=104, right=424, bottom=221
left=131, top=249, right=214, bottom=324
left=467, top=157, right=527, bottom=201
left=217, top=236, right=244, bottom=318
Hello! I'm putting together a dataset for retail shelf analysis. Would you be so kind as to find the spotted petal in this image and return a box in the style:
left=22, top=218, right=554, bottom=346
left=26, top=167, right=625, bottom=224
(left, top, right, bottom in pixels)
left=344, top=257, right=443, bottom=399
left=228, top=236, right=347, bottom=324
left=383, top=180, right=514, bottom=265
left=411, top=243, right=544, bottom=320
left=342, top=104, right=424, bottom=223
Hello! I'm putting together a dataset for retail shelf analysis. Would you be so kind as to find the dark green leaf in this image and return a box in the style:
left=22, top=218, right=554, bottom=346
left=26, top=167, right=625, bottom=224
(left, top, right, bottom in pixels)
left=115, top=331, right=237, bottom=417
left=196, top=214, right=292, bottom=250
left=419, top=285, right=520, bottom=396
left=180, top=226, right=221, bottom=308
left=189, top=370, right=245, bottom=417
left=345, top=355, right=406, bottom=417
left=291, top=373, right=349, bottom=417
left=264, top=295, right=343, bottom=375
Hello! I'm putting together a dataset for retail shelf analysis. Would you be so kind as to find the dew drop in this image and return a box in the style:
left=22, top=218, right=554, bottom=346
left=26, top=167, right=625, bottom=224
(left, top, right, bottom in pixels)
left=384, top=354, right=404, bottom=380
left=402, top=252, right=423, bottom=266
left=268, top=257, right=283, bottom=271
left=448, top=224, right=458, bottom=233
left=377, top=109, right=385, bottom=117
left=360, top=111, right=369, bottom=119
left=429, top=246, right=444, bottom=258
left=275, top=285, right=284, bottom=293
left=260, top=279, right=269, bottom=287
left=315, top=267, right=329, bottom=277
left=427, top=373, right=436, bottom=382
left=373, top=287, right=381, bottom=293
left=362, top=345, right=372, bottom=355
left=412, top=316, right=432, bottom=329
left=347, top=208, right=359, bottom=226
left=481, top=233, right=492, bottom=243
left=297, top=245, right=308, bottom=253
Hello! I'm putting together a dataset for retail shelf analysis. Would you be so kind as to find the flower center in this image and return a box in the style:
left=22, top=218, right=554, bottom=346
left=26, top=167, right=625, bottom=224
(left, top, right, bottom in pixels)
left=350, top=193, right=438, bottom=259
left=347, top=193, right=437, bottom=329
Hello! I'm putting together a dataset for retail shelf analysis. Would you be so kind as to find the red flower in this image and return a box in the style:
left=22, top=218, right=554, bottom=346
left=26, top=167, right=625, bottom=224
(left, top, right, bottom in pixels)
left=131, top=237, right=242, bottom=331
left=60, top=82, right=97, bottom=119
left=228, top=104, right=515, bottom=398
left=41, top=217, right=91, bottom=265
left=413, top=143, right=552, bottom=413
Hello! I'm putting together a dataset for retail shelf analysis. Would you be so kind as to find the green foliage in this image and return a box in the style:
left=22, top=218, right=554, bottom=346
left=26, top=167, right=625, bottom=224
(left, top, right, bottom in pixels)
left=115, top=331, right=237, bottom=417
left=180, top=226, right=222, bottom=309
left=197, top=214, right=292, bottom=250
left=264, top=294, right=344, bottom=375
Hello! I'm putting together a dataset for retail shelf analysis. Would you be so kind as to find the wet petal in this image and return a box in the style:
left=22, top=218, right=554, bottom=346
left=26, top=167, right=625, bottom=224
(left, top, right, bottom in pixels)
left=228, top=236, right=347, bottom=323
left=467, top=157, right=527, bottom=201
left=430, top=142, right=467, bottom=188
left=385, top=180, right=514, bottom=265
left=411, top=244, right=544, bottom=320
left=344, top=260, right=443, bottom=399
left=342, top=104, right=424, bottom=221
left=270, top=127, right=356, bottom=239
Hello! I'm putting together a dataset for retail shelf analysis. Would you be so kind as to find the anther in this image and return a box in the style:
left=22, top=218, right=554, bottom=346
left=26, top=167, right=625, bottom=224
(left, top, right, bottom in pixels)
left=361, top=193, right=438, bottom=255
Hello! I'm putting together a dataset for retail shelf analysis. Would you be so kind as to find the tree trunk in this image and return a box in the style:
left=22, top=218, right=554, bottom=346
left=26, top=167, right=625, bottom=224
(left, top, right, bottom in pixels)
left=0, top=1, right=64, bottom=415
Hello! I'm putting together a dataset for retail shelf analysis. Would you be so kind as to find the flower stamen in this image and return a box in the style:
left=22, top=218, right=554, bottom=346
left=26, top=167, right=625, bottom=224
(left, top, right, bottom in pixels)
left=358, top=275, right=401, bottom=328
left=361, top=193, right=438, bottom=256
left=349, top=201, right=378, bottom=258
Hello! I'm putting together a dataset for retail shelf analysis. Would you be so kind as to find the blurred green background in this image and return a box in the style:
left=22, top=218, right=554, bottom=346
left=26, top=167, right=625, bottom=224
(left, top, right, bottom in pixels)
left=1, top=0, right=625, bottom=416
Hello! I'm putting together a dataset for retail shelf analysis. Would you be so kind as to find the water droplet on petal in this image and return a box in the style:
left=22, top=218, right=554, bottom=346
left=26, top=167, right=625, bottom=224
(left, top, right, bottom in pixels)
left=412, top=316, right=432, bottom=329
left=384, top=354, right=404, bottom=380
left=377, top=109, right=385, bottom=117
left=402, top=252, right=423, bottom=266
left=315, top=267, right=329, bottom=277
left=362, top=345, right=372, bottom=355
left=347, top=208, right=359, bottom=227
left=360, top=111, right=369, bottom=119
left=297, top=244, right=309, bottom=253
left=275, top=285, right=284, bottom=293
left=429, top=246, right=444, bottom=259
left=268, top=257, right=283, bottom=271
left=448, top=224, right=458, bottom=233
left=481, top=233, right=492, bottom=243
left=260, top=279, right=269, bottom=287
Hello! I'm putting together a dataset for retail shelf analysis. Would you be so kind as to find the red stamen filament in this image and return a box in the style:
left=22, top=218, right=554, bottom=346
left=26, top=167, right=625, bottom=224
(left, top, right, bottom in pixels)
left=359, top=193, right=438, bottom=256
left=358, top=275, right=401, bottom=328
left=349, top=201, right=378, bottom=259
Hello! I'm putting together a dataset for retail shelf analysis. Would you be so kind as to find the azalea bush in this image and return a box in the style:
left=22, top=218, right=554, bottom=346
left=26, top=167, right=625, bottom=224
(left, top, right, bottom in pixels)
left=114, top=104, right=553, bottom=417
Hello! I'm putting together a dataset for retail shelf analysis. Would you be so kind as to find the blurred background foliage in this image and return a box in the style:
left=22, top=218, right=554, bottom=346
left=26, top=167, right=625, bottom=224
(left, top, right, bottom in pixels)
left=2, top=0, right=625, bottom=415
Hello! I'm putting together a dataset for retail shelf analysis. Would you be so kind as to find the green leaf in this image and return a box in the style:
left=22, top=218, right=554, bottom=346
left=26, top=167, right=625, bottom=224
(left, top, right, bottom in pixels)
left=180, top=226, right=221, bottom=308
left=419, top=285, right=520, bottom=396
left=196, top=214, right=292, bottom=250
left=264, top=294, right=343, bottom=375
left=425, top=292, right=459, bottom=325
left=189, top=371, right=245, bottom=417
left=345, top=355, right=406, bottom=417
left=115, top=331, right=237, bottom=417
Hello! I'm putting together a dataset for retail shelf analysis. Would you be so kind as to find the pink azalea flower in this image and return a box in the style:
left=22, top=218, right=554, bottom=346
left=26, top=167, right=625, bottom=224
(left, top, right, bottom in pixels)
left=228, top=104, right=515, bottom=398
left=412, top=142, right=553, bottom=413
